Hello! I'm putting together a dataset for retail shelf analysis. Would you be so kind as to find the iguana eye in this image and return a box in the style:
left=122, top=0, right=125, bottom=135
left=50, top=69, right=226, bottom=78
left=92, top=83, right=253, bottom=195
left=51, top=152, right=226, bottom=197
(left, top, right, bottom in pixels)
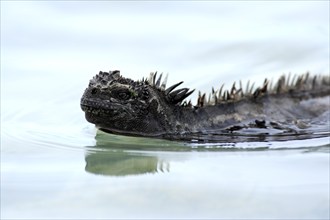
left=111, top=88, right=132, bottom=100
left=118, top=91, right=131, bottom=100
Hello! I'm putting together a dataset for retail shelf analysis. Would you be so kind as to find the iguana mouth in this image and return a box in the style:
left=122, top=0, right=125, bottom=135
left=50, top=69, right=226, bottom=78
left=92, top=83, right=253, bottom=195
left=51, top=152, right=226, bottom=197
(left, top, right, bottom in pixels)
left=81, top=98, right=128, bottom=117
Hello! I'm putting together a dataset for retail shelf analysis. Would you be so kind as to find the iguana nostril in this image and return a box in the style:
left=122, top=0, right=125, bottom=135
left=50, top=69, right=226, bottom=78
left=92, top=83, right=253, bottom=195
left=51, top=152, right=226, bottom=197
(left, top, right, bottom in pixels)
left=91, top=88, right=98, bottom=95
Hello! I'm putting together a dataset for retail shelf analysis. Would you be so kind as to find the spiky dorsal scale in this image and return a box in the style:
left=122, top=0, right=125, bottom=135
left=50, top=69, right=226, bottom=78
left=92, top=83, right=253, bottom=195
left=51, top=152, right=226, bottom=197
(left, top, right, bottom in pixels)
left=153, top=71, right=158, bottom=86
left=197, top=92, right=206, bottom=107
left=239, top=80, right=244, bottom=96
left=168, top=88, right=194, bottom=104
left=156, top=73, right=163, bottom=87
left=160, top=74, right=168, bottom=91
left=198, top=72, right=330, bottom=107
left=148, top=72, right=153, bottom=85
left=145, top=71, right=195, bottom=105
left=165, top=81, right=184, bottom=95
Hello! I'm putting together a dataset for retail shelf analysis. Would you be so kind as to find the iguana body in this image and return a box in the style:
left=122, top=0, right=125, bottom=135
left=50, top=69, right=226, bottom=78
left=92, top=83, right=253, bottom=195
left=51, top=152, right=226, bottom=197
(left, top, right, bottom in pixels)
left=81, top=70, right=330, bottom=141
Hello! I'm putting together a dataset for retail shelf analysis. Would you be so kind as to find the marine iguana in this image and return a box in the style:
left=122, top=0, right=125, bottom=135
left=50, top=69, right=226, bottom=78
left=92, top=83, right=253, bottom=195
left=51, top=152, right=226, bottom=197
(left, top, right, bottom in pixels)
left=81, top=70, right=330, bottom=142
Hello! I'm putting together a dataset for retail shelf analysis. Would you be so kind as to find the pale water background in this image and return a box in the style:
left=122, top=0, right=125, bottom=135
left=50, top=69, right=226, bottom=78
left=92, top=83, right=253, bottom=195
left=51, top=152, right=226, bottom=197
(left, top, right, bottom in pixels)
left=1, top=1, right=330, bottom=219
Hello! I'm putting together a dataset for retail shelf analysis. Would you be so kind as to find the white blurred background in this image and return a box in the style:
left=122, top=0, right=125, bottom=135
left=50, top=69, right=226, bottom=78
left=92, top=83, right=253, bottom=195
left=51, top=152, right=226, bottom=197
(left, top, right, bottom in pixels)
left=1, top=1, right=329, bottom=120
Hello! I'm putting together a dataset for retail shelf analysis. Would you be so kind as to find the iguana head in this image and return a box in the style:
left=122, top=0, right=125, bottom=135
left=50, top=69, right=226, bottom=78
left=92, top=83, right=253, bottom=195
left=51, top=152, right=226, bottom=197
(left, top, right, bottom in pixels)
left=80, top=70, right=194, bottom=137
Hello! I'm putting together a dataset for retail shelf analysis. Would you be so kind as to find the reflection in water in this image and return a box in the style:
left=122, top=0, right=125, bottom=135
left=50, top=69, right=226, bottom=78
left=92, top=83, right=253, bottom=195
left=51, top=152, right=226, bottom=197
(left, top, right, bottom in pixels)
left=85, top=151, right=169, bottom=176
left=85, top=130, right=329, bottom=176
left=85, top=131, right=172, bottom=176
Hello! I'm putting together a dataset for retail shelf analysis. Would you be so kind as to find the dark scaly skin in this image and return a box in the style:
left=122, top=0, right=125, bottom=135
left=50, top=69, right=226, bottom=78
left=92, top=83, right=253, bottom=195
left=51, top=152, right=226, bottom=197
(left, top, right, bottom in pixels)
left=81, top=70, right=330, bottom=141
